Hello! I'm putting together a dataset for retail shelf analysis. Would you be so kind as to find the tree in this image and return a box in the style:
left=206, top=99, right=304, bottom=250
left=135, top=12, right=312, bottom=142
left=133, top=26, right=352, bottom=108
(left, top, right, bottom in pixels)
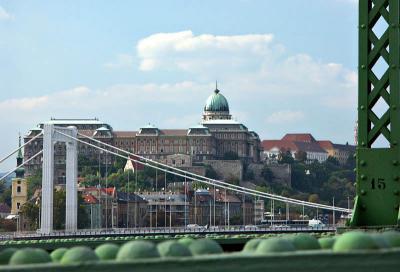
left=26, top=170, right=42, bottom=198
left=226, top=175, right=240, bottom=185
left=20, top=189, right=89, bottom=230
left=326, top=156, right=340, bottom=167
left=261, top=165, right=274, bottom=183
left=345, top=153, right=356, bottom=170
left=223, top=151, right=239, bottom=160
left=278, top=149, right=294, bottom=164
left=295, top=150, right=307, bottom=162
left=20, top=201, right=39, bottom=229
left=205, top=165, right=219, bottom=179
left=308, top=194, right=320, bottom=203
left=243, top=169, right=254, bottom=181
left=0, top=183, right=11, bottom=207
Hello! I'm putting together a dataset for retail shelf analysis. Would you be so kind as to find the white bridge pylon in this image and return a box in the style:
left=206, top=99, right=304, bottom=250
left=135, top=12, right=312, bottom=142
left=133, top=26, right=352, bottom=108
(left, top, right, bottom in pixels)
left=40, top=124, right=78, bottom=234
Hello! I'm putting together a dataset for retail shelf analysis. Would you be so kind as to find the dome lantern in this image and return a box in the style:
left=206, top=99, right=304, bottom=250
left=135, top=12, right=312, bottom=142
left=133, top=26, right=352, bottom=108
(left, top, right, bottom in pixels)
left=202, top=84, right=232, bottom=121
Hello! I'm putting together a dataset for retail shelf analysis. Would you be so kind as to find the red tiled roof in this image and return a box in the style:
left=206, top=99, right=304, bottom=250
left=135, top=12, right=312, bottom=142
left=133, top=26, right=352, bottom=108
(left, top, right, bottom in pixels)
left=114, top=131, right=137, bottom=138
left=159, top=129, right=187, bottom=136
left=293, top=141, right=327, bottom=153
left=102, top=187, right=116, bottom=196
left=282, top=133, right=316, bottom=143
left=83, top=194, right=98, bottom=204
left=82, top=186, right=116, bottom=196
left=318, top=140, right=334, bottom=150
left=262, top=140, right=299, bottom=151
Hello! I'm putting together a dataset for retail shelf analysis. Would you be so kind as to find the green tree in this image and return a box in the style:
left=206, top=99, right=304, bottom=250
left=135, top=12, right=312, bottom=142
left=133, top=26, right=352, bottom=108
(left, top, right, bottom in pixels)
left=278, top=149, right=294, bottom=164
left=20, top=201, right=40, bottom=229
left=0, top=181, right=11, bottom=207
left=345, top=153, right=356, bottom=170
left=226, top=175, right=240, bottom=185
left=21, top=190, right=89, bottom=230
left=308, top=193, right=320, bottom=203
left=243, top=169, right=254, bottom=181
left=26, top=170, right=42, bottom=198
left=294, top=150, right=307, bottom=162
left=205, top=165, right=219, bottom=179
left=261, top=165, right=274, bottom=183
left=326, top=156, right=340, bottom=167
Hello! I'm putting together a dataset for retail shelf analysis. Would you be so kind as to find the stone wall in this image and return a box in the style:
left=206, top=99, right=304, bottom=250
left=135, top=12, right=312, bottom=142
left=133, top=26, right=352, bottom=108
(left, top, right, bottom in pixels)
left=248, top=163, right=291, bottom=187
left=204, top=160, right=243, bottom=182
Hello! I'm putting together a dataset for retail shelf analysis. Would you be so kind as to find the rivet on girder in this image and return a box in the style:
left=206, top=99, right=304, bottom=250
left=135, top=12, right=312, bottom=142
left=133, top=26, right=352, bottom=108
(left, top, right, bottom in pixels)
left=360, top=105, right=365, bottom=110
left=361, top=204, right=367, bottom=210
left=361, top=65, right=366, bottom=69
left=394, top=190, right=400, bottom=196
left=392, top=64, right=397, bottom=69
left=360, top=160, right=366, bottom=166
left=353, top=153, right=357, bottom=158
left=361, top=190, right=366, bottom=195
left=361, top=141, right=366, bottom=146
left=353, top=168, right=357, bottom=172
left=360, top=174, right=367, bottom=180
left=393, top=176, right=400, bottom=181
left=361, top=24, right=366, bottom=29
left=392, top=105, right=397, bottom=110
left=393, top=160, right=399, bottom=166
left=393, top=140, right=398, bottom=145
left=394, top=204, right=399, bottom=210
left=392, top=24, right=397, bottom=28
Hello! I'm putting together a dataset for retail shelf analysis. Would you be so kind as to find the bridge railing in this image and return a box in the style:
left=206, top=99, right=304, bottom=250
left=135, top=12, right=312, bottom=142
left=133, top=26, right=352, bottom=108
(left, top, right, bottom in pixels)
left=0, top=225, right=338, bottom=241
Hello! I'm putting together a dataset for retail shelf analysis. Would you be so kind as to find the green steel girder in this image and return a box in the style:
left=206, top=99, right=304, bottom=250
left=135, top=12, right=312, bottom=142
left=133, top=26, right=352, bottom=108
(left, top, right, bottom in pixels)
left=351, top=0, right=400, bottom=226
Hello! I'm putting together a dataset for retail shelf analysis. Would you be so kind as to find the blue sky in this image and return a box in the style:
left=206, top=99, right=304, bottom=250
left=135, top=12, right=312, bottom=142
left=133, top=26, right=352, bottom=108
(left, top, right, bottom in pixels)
left=0, top=0, right=358, bottom=171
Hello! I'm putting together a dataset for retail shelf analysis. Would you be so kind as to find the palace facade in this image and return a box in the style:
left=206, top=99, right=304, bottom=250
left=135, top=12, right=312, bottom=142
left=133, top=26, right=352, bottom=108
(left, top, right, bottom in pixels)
left=23, top=87, right=262, bottom=183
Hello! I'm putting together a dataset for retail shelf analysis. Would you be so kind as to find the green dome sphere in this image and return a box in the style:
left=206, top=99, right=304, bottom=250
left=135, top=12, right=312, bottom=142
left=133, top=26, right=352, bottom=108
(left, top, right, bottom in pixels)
left=204, top=89, right=229, bottom=112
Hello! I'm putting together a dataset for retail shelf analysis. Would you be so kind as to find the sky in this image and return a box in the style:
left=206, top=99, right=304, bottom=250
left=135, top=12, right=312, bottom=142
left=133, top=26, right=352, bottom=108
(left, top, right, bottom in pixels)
left=0, top=0, right=358, bottom=172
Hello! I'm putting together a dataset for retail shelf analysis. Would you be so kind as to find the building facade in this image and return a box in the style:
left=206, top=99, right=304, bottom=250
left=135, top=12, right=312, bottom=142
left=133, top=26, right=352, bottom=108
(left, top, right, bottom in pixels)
left=262, top=133, right=355, bottom=164
left=23, top=87, right=261, bottom=183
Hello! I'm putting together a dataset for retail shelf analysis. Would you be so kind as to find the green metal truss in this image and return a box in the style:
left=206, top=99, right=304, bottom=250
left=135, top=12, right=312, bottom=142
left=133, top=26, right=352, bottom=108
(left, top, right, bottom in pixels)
left=351, top=0, right=400, bottom=226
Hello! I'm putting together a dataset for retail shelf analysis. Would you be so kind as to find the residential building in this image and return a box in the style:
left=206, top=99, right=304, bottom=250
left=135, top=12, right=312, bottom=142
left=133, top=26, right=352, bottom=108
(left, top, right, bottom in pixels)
left=262, top=133, right=355, bottom=164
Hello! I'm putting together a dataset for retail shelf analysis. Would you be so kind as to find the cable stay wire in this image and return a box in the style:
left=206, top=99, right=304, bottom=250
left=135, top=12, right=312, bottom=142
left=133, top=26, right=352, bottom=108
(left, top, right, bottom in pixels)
left=55, top=129, right=351, bottom=213
left=75, top=131, right=351, bottom=213
left=0, top=132, right=43, bottom=165
left=0, top=150, right=43, bottom=182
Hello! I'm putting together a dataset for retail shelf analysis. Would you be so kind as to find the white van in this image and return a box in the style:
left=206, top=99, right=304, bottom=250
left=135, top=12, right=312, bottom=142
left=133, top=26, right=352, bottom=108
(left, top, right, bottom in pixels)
left=308, top=219, right=325, bottom=228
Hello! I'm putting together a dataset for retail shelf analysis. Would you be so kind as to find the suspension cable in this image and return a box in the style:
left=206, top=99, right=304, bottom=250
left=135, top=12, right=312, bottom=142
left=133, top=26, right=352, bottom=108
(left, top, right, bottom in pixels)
left=0, top=132, right=43, bottom=165
left=0, top=150, right=43, bottom=181
left=55, top=130, right=350, bottom=213
left=75, top=131, right=351, bottom=213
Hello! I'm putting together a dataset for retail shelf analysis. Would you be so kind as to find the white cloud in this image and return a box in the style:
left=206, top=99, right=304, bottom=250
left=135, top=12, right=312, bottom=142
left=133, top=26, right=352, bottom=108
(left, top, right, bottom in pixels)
left=137, top=30, right=277, bottom=73
left=0, top=6, right=12, bottom=21
left=266, top=110, right=305, bottom=124
left=1, top=30, right=359, bottom=171
left=104, top=54, right=134, bottom=69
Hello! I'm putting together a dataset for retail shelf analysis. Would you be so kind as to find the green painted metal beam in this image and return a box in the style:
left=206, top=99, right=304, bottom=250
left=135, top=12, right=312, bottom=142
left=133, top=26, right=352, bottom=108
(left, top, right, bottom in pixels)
left=351, top=0, right=400, bottom=226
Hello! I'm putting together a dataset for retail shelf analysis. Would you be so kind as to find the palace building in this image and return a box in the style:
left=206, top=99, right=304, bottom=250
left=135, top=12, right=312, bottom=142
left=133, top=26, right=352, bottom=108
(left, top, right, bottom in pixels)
left=23, top=87, right=261, bottom=183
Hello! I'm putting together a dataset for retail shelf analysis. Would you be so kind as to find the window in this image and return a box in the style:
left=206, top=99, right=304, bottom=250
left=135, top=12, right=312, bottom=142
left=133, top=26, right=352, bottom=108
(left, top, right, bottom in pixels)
left=17, top=180, right=21, bottom=184
left=182, top=160, right=185, bottom=165
left=17, top=202, right=20, bottom=209
left=17, top=186, right=21, bottom=193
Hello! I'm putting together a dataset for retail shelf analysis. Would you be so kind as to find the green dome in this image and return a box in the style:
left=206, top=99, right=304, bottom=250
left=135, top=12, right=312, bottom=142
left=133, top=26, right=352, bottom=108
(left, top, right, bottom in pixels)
left=204, top=89, right=229, bottom=112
